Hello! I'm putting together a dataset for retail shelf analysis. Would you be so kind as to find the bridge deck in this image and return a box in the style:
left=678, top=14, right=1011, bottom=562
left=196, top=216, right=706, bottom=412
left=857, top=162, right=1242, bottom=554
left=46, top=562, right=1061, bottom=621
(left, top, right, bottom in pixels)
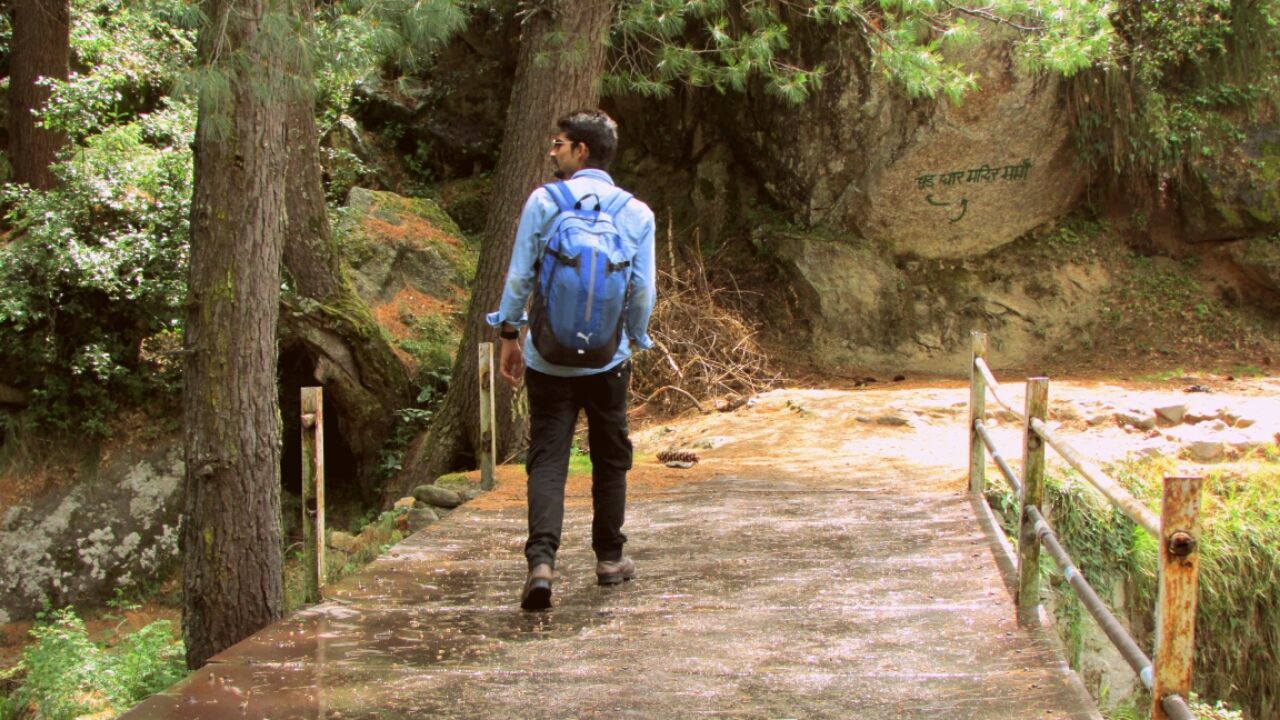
left=123, top=460, right=1098, bottom=719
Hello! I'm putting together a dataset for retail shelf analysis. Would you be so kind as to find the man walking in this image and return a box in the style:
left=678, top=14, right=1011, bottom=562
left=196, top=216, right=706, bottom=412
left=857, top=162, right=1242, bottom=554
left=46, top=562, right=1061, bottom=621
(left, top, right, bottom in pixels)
left=487, top=109, right=656, bottom=611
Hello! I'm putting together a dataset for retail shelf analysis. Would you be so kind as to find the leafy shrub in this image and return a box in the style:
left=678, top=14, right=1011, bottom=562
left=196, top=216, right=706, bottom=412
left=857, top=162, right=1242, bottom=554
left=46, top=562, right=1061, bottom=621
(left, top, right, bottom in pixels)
left=0, top=0, right=197, bottom=437
left=0, top=607, right=185, bottom=720
left=0, top=107, right=193, bottom=436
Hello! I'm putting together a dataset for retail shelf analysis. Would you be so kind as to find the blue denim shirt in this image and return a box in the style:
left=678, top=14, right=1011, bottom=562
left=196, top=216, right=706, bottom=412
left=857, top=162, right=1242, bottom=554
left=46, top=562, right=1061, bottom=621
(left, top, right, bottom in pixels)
left=486, top=168, right=656, bottom=377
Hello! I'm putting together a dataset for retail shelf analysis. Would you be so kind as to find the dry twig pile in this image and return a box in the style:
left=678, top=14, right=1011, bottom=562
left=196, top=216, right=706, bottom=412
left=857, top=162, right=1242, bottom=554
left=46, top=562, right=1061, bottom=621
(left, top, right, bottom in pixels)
left=631, top=251, right=777, bottom=415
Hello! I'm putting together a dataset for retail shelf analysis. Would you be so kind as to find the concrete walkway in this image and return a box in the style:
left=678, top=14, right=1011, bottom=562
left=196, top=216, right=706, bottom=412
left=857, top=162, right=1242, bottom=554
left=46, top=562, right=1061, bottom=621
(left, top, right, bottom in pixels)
left=121, top=462, right=1098, bottom=719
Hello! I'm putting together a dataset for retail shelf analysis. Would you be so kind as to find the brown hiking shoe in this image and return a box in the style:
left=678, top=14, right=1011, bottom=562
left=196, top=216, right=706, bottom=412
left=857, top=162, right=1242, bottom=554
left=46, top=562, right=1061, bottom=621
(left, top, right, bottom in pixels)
left=520, top=563, right=553, bottom=611
left=595, top=556, right=636, bottom=586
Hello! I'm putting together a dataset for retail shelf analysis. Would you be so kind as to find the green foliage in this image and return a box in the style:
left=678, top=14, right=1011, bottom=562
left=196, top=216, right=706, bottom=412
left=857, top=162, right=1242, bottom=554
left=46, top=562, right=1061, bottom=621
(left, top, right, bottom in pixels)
left=0, top=107, right=193, bottom=436
left=0, top=608, right=185, bottom=720
left=1070, top=0, right=1280, bottom=185
left=604, top=1, right=1118, bottom=104
left=310, top=0, right=472, bottom=129
left=40, top=0, right=198, bottom=143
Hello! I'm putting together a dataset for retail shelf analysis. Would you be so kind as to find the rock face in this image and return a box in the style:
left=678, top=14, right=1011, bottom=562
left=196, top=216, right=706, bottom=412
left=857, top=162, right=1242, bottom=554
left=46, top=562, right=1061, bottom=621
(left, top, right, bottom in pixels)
left=1224, top=236, right=1280, bottom=299
left=769, top=228, right=1114, bottom=371
left=722, top=22, right=1087, bottom=259
left=0, top=440, right=183, bottom=623
left=1180, top=124, right=1280, bottom=242
left=338, top=187, right=474, bottom=306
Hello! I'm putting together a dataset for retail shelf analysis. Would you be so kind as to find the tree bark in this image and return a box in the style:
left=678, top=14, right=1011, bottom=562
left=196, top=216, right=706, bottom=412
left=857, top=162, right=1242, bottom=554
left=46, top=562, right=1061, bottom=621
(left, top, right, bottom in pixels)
left=389, top=0, right=615, bottom=501
left=9, top=0, right=70, bottom=189
left=280, top=0, right=412, bottom=503
left=182, top=0, right=289, bottom=670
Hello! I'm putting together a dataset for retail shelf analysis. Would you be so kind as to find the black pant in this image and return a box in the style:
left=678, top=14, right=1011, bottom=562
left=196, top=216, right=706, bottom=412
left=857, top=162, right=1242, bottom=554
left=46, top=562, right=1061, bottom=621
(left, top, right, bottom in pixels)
left=524, top=362, right=632, bottom=570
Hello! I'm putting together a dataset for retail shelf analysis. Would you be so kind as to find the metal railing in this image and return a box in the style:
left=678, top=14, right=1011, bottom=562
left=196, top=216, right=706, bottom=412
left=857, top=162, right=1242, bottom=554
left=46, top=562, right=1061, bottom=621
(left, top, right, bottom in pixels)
left=968, top=332, right=1204, bottom=720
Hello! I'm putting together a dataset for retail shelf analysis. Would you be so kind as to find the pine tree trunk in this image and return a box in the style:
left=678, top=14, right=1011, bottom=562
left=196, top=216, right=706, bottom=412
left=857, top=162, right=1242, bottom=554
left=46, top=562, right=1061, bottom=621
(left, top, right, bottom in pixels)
left=280, top=0, right=412, bottom=503
left=9, top=0, right=69, bottom=189
left=389, top=0, right=615, bottom=500
left=182, top=0, right=288, bottom=670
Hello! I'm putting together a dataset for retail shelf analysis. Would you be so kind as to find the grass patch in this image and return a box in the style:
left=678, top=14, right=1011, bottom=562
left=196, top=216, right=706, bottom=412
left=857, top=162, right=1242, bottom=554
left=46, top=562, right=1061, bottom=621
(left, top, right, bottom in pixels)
left=988, top=450, right=1280, bottom=718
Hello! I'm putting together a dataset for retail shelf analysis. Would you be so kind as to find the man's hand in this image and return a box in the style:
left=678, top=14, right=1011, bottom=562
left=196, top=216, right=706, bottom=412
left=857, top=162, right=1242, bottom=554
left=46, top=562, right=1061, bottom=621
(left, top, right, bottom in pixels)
left=499, top=336, right=524, bottom=388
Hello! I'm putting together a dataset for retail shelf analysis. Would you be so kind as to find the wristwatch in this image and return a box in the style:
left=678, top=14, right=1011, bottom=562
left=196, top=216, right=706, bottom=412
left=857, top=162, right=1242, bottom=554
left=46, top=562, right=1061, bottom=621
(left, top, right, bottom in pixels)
left=499, top=327, right=519, bottom=340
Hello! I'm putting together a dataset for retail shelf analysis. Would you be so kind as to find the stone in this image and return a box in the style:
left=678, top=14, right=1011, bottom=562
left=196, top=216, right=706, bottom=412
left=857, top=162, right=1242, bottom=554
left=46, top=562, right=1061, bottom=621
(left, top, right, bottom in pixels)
left=414, top=484, right=462, bottom=509
left=405, top=507, right=440, bottom=533
left=1051, top=405, right=1082, bottom=422
left=1136, top=440, right=1178, bottom=458
left=393, top=496, right=417, bottom=510
left=1154, top=404, right=1188, bottom=425
left=0, top=440, right=184, bottom=622
left=1115, top=410, right=1156, bottom=431
left=1232, top=417, right=1256, bottom=429
left=327, top=530, right=359, bottom=553
left=874, top=414, right=911, bottom=427
left=1187, top=441, right=1226, bottom=463
left=1085, top=412, right=1113, bottom=427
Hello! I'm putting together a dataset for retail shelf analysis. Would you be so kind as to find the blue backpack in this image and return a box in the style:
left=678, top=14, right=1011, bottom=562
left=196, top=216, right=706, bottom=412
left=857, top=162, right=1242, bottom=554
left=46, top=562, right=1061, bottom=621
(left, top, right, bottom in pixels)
left=528, top=181, right=635, bottom=368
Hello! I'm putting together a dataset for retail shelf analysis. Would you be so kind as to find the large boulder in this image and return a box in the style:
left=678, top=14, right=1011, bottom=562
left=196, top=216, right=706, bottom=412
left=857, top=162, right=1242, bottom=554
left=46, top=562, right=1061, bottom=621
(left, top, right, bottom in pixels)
left=1224, top=235, right=1280, bottom=300
left=338, top=187, right=474, bottom=305
left=0, top=440, right=183, bottom=622
left=720, top=21, right=1088, bottom=259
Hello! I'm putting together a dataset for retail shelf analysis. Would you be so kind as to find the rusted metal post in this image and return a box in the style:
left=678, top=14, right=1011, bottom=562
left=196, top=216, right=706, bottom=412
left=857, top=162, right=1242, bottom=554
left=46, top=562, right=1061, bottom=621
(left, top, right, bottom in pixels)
left=478, top=342, right=496, bottom=491
left=1152, top=475, right=1204, bottom=720
left=969, top=331, right=988, bottom=495
left=1017, top=377, right=1049, bottom=627
left=300, top=386, right=326, bottom=602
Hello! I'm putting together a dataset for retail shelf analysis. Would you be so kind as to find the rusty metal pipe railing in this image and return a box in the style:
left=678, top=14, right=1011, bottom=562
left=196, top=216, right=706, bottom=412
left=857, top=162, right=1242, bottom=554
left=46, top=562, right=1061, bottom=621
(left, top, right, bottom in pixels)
left=974, top=356, right=1025, bottom=422
left=1029, top=506, right=1155, bottom=687
left=974, top=420, right=1022, bottom=497
left=1029, top=417, right=1161, bottom=538
left=967, top=332, right=1204, bottom=720
left=1162, top=695, right=1195, bottom=720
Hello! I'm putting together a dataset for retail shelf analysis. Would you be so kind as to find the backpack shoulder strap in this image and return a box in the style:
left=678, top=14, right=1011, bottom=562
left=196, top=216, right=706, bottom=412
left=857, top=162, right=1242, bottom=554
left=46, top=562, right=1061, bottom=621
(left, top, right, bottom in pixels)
left=602, top=189, right=633, bottom=217
left=543, top=182, right=576, bottom=212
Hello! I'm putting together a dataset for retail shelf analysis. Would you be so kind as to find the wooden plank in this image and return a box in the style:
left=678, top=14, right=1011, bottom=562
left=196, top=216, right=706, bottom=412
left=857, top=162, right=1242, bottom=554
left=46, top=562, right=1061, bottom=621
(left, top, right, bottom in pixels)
left=300, top=386, right=325, bottom=602
left=1018, top=377, right=1048, bottom=627
left=969, top=331, right=988, bottom=496
left=478, top=342, right=496, bottom=491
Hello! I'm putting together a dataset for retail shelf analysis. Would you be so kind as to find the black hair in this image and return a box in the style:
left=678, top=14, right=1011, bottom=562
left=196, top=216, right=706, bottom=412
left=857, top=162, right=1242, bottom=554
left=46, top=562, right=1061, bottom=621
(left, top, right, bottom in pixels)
left=557, top=109, right=618, bottom=170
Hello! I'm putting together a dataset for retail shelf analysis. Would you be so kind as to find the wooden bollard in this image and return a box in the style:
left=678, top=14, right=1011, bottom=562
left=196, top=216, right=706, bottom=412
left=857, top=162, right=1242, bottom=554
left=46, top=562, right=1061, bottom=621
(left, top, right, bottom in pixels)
left=1152, top=475, right=1204, bottom=720
left=478, top=342, right=496, bottom=491
left=1017, top=377, right=1048, bottom=627
left=300, top=386, right=326, bottom=603
left=969, top=331, right=988, bottom=495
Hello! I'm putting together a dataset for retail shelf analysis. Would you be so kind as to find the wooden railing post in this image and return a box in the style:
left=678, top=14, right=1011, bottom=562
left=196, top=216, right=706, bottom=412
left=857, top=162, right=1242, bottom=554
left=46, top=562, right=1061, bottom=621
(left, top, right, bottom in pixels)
left=969, top=331, right=988, bottom=495
left=1017, top=377, right=1048, bottom=627
left=1152, top=475, right=1204, bottom=720
left=300, top=386, right=326, bottom=603
left=478, top=342, right=496, bottom=491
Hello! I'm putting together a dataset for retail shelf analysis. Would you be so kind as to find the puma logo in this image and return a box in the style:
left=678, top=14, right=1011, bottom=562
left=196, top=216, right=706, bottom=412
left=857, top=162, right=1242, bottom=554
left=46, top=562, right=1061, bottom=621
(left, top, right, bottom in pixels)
left=576, top=331, right=593, bottom=343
